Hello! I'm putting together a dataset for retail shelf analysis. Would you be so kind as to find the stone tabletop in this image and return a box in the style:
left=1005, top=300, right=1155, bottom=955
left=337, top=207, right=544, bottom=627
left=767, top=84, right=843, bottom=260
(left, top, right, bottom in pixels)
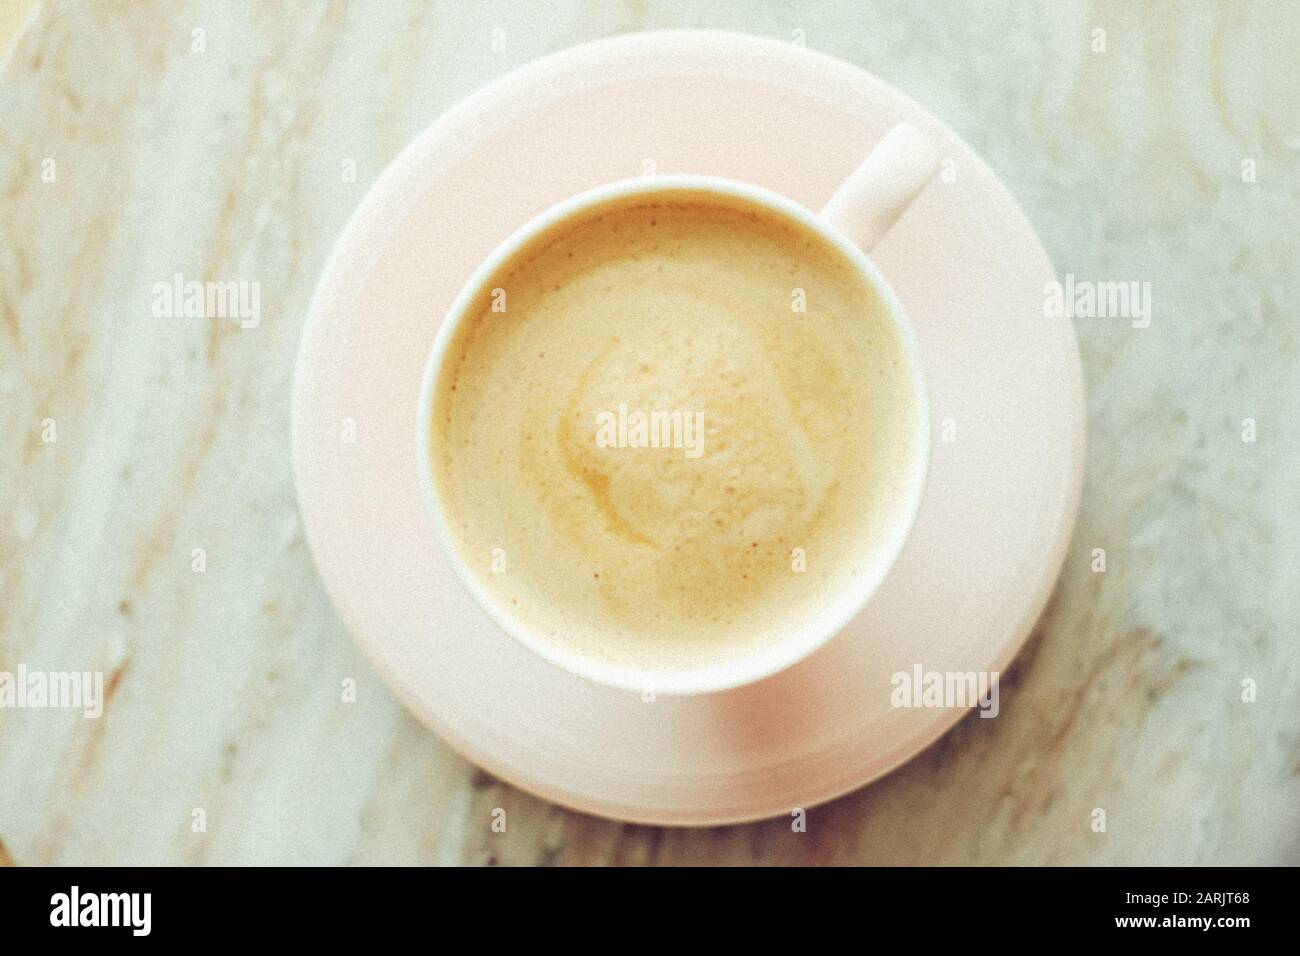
left=1, top=0, right=1297, bottom=865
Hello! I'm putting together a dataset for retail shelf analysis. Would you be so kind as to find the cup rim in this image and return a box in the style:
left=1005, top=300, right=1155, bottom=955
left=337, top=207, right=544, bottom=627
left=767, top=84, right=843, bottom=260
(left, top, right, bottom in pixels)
left=417, top=174, right=930, bottom=696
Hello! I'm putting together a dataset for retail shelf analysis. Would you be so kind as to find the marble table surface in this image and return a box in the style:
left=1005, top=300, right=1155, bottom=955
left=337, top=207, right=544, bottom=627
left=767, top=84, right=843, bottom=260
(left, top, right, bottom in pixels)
left=1, top=1, right=1297, bottom=866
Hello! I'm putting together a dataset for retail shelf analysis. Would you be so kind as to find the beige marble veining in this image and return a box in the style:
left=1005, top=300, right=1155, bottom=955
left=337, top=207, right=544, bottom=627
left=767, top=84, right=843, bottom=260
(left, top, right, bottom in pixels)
left=1, top=0, right=1297, bottom=865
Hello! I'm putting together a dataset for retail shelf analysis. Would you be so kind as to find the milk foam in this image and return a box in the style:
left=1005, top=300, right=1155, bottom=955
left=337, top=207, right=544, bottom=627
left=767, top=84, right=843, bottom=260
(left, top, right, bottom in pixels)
left=431, top=194, right=921, bottom=673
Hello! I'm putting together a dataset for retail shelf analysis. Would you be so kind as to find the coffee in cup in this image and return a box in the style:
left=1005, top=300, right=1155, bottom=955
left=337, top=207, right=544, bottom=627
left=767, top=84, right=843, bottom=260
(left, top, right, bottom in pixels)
left=422, top=179, right=928, bottom=692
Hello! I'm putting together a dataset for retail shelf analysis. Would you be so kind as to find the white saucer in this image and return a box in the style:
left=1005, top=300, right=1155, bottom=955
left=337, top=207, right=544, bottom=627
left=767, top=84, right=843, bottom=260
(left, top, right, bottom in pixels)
left=291, top=31, right=1085, bottom=825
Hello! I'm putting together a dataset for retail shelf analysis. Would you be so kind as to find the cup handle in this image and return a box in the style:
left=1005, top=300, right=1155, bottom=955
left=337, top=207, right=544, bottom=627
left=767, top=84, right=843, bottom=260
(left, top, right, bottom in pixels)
left=820, top=122, right=938, bottom=253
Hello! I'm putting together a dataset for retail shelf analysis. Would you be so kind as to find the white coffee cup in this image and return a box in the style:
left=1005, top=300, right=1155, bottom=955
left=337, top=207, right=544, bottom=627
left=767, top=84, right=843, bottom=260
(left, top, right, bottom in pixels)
left=418, top=122, right=937, bottom=695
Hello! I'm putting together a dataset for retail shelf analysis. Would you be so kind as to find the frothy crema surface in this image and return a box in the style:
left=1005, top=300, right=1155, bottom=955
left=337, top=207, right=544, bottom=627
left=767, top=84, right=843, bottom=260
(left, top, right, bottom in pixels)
left=429, top=192, right=923, bottom=675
